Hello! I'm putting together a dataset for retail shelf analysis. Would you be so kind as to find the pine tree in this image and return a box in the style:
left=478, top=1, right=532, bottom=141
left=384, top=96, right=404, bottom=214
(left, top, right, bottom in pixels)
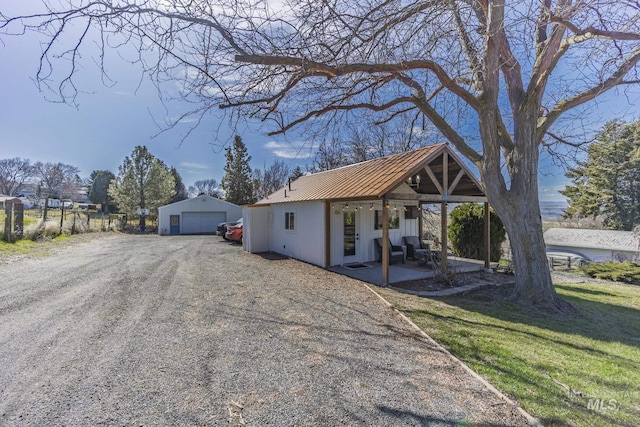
left=562, top=120, right=640, bottom=230
left=221, top=135, right=255, bottom=205
left=170, top=167, right=188, bottom=202
left=108, top=146, right=175, bottom=229
left=88, top=170, right=116, bottom=213
left=291, top=165, right=304, bottom=180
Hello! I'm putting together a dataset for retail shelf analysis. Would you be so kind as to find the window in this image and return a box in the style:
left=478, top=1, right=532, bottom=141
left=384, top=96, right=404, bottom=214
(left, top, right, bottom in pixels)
left=285, top=212, right=295, bottom=230
left=374, top=210, right=400, bottom=230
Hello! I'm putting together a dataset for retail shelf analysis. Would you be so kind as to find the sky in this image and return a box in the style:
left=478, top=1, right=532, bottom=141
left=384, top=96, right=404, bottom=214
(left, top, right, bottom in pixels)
left=1, top=4, right=638, bottom=202
left=0, top=20, right=312, bottom=192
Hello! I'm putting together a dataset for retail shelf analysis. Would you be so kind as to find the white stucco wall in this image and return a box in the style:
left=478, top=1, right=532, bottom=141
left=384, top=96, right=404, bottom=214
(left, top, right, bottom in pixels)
left=329, top=200, right=420, bottom=266
left=243, top=205, right=270, bottom=253
left=266, top=200, right=326, bottom=267
left=245, top=199, right=421, bottom=268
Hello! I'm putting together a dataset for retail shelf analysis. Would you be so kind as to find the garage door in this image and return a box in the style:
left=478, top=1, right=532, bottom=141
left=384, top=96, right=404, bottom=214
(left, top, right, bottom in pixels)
left=182, top=211, right=226, bottom=234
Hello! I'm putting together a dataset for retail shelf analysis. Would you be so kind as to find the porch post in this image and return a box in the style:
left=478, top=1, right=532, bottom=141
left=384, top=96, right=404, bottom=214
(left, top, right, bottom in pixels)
left=440, top=151, right=448, bottom=273
left=382, top=196, right=389, bottom=286
left=440, top=201, right=448, bottom=273
left=418, top=203, right=423, bottom=241
left=484, top=202, right=491, bottom=269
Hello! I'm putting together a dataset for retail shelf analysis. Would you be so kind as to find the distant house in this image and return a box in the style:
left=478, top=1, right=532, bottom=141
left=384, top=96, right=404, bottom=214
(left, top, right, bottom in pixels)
left=544, top=228, right=640, bottom=262
left=18, top=197, right=34, bottom=209
left=0, top=196, right=21, bottom=210
left=158, top=195, right=242, bottom=235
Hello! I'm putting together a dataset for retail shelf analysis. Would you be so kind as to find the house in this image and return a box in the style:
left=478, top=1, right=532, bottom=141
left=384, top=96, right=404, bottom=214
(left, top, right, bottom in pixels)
left=544, top=228, right=640, bottom=262
left=17, top=198, right=34, bottom=209
left=243, top=143, right=489, bottom=285
left=158, top=195, right=242, bottom=235
left=0, top=196, right=21, bottom=210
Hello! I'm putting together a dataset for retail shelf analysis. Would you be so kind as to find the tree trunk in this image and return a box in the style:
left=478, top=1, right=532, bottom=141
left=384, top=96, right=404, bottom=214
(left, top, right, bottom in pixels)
left=477, top=101, right=572, bottom=314
left=495, top=197, right=570, bottom=313
left=42, top=196, right=49, bottom=221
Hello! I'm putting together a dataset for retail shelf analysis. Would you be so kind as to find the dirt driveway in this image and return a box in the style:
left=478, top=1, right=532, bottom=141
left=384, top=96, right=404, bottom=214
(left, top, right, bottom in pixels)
left=0, top=235, right=531, bottom=426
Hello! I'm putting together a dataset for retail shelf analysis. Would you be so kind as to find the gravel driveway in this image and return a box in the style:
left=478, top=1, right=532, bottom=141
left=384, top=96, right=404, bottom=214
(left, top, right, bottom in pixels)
left=0, top=235, right=531, bottom=426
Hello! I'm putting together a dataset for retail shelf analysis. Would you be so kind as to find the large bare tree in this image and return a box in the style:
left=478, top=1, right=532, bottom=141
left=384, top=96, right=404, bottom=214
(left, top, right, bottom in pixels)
left=2, top=1, right=639, bottom=312
left=0, top=157, right=34, bottom=196
left=253, top=159, right=291, bottom=201
left=33, top=162, right=81, bottom=220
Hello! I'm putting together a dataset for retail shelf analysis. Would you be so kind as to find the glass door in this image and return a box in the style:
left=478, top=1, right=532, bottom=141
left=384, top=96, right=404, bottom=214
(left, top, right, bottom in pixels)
left=343, top=211, right=358, bottom=263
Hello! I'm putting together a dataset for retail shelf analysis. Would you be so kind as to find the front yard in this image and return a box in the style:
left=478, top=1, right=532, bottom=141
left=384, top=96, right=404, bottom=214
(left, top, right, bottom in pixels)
left=376, top=276, right=640, bottom=426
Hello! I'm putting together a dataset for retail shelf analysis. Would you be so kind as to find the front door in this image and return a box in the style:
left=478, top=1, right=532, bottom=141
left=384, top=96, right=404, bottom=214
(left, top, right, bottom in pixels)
left=342, top=211, right=360, bottom=264
left=170, top=215, right=180, bottom=234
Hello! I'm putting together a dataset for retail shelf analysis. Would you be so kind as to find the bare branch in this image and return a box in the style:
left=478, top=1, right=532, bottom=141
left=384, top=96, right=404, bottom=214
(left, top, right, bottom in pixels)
left=540, top=45, right=640, bottom=137
left=234, top=54, right=480, bottom=110
left=267, top=96, right=414, bottom=136
left=543, top=131, right=587, bottom=148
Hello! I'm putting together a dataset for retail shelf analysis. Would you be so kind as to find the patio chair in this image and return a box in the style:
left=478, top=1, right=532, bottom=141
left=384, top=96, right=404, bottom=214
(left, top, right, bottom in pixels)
left=403, top=236, right=430, bottom=260
left=374, top=238, right=406, bottom=264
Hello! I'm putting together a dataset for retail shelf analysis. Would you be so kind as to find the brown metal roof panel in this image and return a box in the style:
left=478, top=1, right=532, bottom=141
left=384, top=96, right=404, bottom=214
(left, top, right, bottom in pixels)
left=254, top=143, right=454, bottom=204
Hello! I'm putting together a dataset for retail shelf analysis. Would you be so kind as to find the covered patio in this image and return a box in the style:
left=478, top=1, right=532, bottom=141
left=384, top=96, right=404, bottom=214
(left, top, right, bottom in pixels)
left=331, top=142, right=492, bottom=286
left=329, top=256, right=493, bottom=286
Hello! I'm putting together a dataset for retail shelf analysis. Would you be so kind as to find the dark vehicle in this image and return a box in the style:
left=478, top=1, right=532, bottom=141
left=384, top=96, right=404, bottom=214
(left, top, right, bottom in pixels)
left=225, top=218, right=243, bottom=243
left=217, top=218, right=241, bottom=240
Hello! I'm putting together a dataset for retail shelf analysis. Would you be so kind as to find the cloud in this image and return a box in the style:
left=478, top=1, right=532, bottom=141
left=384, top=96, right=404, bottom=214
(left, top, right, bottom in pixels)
left=264, top=141, right=313, bottom=159
left=179, top=161, right=209, bottom=170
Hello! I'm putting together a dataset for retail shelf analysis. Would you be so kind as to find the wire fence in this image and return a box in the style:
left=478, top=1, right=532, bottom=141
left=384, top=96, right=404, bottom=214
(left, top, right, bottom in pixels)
left=2, top=206, right=128, bottom=241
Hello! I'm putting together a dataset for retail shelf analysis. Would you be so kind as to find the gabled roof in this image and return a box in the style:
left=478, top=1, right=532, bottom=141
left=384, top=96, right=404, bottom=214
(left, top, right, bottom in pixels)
left=544, top=228, right=640, bottom=252
left=0, top=196, right=20, bottom=203
left=253, top=143, right=485, bottom=205
left=158, top=194, right=240, bottom=210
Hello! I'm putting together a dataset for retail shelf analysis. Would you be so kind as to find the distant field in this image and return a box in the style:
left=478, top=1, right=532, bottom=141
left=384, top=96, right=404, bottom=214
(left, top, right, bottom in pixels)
left=1, top=208, right=129, bottom=237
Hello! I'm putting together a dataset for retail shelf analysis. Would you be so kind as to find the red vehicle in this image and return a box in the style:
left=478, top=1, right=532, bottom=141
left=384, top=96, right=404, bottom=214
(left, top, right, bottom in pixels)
left=225, top=218, right=243, bottom=243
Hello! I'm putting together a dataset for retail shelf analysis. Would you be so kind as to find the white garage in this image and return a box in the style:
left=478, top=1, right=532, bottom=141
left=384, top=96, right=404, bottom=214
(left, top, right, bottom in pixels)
left=158, top=195, right=242, bottom=235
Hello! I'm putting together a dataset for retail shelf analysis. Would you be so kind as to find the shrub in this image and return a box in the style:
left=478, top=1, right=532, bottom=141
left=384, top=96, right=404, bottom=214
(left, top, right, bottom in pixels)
left=580, top=261, right=640, bottom=285
left=448, top=203, right=506, bottom=262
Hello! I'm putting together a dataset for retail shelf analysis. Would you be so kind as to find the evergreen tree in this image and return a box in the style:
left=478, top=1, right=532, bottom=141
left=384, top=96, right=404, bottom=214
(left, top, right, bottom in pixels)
left=108, top=146, right=175, bottom=229
left=170, top=167, right=188, bottom=202
left=448, top=203, right=506, bottom=262
left=88, top=170, right=116, bottom=213
left=221, top=135, right=255, bottom=205
left=291, top=165, right=304, bottom=180
left=562, top=120, right=640, bottom=230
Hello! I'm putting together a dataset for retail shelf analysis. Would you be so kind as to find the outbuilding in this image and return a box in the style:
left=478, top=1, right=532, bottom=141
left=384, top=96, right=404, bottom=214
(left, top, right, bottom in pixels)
left=0, top=196, right=21, bottom=210
left=158, top=195, right=242, bottom=235
left=243, top=143, right=489, bottom=285
left=544, top=228, right=640, bottom=262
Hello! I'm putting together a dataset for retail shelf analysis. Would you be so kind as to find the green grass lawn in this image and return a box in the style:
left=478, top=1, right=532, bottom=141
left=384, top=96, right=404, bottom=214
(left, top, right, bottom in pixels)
left=0, top=238, right=37, bottom=256
left=376, top=278, right=640, bottom=426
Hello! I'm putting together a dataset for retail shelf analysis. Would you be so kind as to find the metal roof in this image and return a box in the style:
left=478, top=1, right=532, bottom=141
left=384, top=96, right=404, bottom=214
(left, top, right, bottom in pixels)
left=544, top=228, right=640, bottom=252
left=253, top=143, right=485, bottom=205
left=158, top=194, right=240, bottom=211
left=0, top=196, right=20, bottom=202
